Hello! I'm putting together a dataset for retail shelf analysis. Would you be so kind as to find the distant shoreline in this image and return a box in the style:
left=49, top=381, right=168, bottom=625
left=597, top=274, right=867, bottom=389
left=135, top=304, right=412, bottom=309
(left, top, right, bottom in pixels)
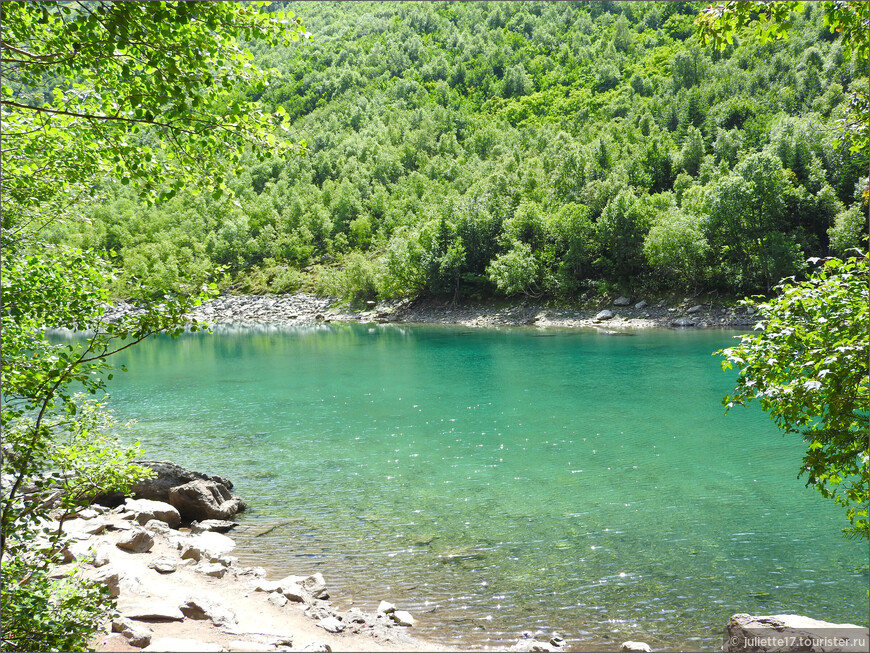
left=103, top=292, right=760, bottom=331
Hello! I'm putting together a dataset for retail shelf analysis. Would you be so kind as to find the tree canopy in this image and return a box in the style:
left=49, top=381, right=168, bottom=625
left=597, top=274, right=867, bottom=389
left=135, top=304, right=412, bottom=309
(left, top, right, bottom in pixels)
left=41, top=1, right=868, bottom=303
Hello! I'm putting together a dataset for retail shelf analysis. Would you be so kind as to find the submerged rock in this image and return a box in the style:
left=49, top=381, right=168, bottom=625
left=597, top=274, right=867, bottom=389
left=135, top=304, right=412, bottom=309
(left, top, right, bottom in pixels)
left=620, top=642, right=651, bottom=652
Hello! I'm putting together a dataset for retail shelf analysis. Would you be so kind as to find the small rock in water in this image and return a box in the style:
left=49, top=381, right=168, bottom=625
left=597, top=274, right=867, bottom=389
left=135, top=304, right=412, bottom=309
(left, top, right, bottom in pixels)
left=620, top=642, right=652, bottom=653
left=391, top=610, right=415, bottom=627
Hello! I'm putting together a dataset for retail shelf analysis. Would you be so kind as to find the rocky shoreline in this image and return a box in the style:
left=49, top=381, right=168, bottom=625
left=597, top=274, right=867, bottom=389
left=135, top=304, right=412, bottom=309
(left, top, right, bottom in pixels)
left=50, top=463, right=867, bottom=653
left=104, top=291, right=759, bottom=332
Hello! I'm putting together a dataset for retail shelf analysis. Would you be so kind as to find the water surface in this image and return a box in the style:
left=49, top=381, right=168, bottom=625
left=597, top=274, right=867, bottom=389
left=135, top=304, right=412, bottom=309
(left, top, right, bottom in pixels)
left=98, top=324, right=868, bottom=650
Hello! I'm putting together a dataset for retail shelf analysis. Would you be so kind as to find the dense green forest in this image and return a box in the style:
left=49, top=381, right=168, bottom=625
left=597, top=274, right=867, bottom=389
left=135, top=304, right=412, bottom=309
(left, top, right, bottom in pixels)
left=48, top=1, right=868, bottom=303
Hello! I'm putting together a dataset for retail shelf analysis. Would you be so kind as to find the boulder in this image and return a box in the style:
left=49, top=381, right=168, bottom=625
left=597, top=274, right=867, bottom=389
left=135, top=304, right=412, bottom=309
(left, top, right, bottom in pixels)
left=724, top=613, right=869, bottom=652
left=620, top=642, right=652, bottom=652
left=112, top=616, right=153, bottom=648
left=93, top=543, right=112, bottom=568
left=377, top=600, right=396, bottom=615
left=131, top=461, right=235, bottom=502
left=226, top=642, right=276, bottom=652
left=594, top=309, right=614, bottom=321
left=179, top=596, right=237, bottom=627
left=391, top=610, right=415, bottom=627
left=634, top=300, right=648, bottom=309
left=121, top=601, right=185, bottom=622
left=148, top=557, right=179, bottom=574
left=266, top=592, right=288, bottom=607
left=142, top=519, right=172, bottom=536
left=299, top=572, right=329, bottom=599
left=279, top=581, right=311, bottom=604
left=116, top=527, right=154, bottom=554
left=195, top=562, right=227, bottom=578
left=317, top=617, right=345, bottom=633
left=91, top=566, right=121, bottom=598
left=670, top=317, right=696, bottom=327
left=252, top=579, right=283, bottom=593
left=613, top=296, right=632, bottom=306
left=168, top=479, right=247, bottom=522
left=124, top=498, right=181, bottom=528
left=178, top=531, right=236, bottom=562
left=687, top=304, right=704, bottom=314
left=301, top=643, right=332, bottom=653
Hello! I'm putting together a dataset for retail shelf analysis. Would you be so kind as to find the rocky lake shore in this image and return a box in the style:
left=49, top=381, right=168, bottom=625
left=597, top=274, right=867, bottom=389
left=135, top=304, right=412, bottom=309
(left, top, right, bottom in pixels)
left=105, top=291, right=760, bottom=332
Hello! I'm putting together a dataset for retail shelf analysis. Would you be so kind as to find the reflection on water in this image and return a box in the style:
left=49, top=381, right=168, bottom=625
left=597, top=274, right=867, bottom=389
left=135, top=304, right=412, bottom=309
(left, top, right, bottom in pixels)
left=88, top=324, right=868, bottom=651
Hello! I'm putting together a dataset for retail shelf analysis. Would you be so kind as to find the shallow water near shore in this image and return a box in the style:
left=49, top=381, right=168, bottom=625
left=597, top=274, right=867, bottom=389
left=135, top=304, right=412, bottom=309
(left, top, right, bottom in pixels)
left=93, top=324, right=867, bottom=651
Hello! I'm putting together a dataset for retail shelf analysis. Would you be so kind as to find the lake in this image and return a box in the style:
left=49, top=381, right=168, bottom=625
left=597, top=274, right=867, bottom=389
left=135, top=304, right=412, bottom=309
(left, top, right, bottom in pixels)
left=96, top=323, right=868, bottom=650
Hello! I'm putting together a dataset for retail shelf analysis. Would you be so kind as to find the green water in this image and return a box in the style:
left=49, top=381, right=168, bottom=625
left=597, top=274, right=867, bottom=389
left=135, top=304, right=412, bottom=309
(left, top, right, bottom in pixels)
left=96, top=324, right=867, bottom=650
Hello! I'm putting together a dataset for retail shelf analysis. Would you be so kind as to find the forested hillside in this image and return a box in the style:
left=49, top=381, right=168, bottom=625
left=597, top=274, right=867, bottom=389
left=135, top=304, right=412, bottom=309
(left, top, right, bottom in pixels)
left=49, top=1, right=869, bottom=303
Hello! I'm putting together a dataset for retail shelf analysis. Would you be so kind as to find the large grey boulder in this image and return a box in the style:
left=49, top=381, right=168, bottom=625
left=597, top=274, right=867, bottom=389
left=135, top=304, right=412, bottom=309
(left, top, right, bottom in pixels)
left=613, top=296, right=632, bottom=306
left=724, top=613, right=869, bottom=652
left=124, top=498, right=181, bottom=528
left=177, top=531, right=236, bottom=562
left=594, top=309, right=614, bottom=321
left=112, top=616, right=153, bottom=648
left=116, top=527, right=154, bottom=554
left=179, top=596, right=237, bottom=627
left=168, top=479, right=247, bottom=522
left=131, top=461, right=235, bottom=502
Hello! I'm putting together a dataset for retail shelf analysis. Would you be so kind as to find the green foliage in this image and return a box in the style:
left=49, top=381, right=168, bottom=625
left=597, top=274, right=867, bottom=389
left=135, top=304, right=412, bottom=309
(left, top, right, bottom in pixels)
left=718, top=255, right=869, bottom=538
left=487, top=242, right=541, bottom=297
left=30, top=0, right=869, bottom=303
left=2, top=3, right=306, bottom=650
left=1, top=558, right=110, bottom=653
left=644, top=209, right=710, bottom=289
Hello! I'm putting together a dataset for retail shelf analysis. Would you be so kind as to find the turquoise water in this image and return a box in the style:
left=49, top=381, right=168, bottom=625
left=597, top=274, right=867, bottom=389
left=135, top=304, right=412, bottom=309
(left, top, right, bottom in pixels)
left=96, top=324, right=867, bottom=650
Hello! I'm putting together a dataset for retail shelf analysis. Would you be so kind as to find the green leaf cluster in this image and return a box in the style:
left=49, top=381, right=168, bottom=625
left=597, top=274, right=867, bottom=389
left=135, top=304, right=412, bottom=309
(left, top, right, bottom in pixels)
left=719, top=254, right=869, bottom=538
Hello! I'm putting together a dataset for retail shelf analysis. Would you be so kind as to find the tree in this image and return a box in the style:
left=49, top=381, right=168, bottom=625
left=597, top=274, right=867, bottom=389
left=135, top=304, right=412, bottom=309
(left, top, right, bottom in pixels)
left=699, top=2, right=868, bottom=539
left=696, top=1, right=868, bottom=163
left=718, top=255, right=869, bottom=538
left=1, top=3, right=307, bottom=650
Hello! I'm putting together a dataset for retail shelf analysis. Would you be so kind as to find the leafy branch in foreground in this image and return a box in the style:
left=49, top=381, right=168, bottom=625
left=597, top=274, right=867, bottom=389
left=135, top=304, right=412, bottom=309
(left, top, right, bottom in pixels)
left=1, top=3, right=308, bottom=650
left=718, top=254, right=869, bottom=538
